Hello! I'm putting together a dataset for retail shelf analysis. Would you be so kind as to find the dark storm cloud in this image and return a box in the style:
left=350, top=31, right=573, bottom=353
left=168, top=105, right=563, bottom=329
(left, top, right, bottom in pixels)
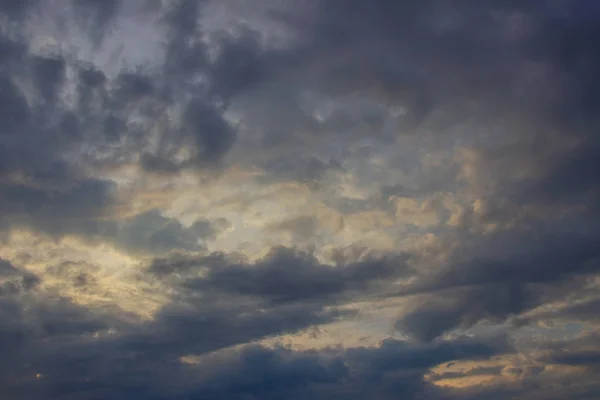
left=0, top=298, right=506, bottom=400
left=0, top=29, right=121, bottom=238
left=0, top=291, right=114, bottom=379
left=131, top=301, right=349, bottom=361
left=0, top=262, right=112, bottom=360
left=5, top=294, right=347, bottom=391
left=162, top=0, right=600, bottom=196
left=0, top=0, right=269, bottom=165
left=393, top=219, right=600, bottom=341
left=86, top=248, right=405, bottom=363
left=379, top=0, right=600, bottom=337
left=77, top=63, right=106, bottom=88
left=150, top=246, right=411, bottom=304
left=274, top=1, right=523, bottom=121
left=184, top=99, right=236, bottom=164
left=521, top=142, right=600, bottom=211
left=550, top=350, right=600, bottom=369
left=191, top=346, right=348, bottom=400
left=0, top=275, right=354, bottom=399
left=434, top=226, right=600, bottom=289
left=396, top=284, right=539, bottom=342
left=183, top=335, right=505, bottom=400
left=303, top=1, right=599, bottom=123
left=0, top=0, right=247, bottom=238
left=253, top=0, right=600, bottom=200
left=0, top=49, right=68, bottom=175
left=0, top=263, right=352, bottom=399
left=208, top=27, right=270, bottom=103
left=32, top=55, right=66, bottom=100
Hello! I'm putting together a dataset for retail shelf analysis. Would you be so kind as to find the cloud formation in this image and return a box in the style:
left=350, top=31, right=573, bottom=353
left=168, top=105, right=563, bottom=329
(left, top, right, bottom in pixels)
left=1, top=0, right=599, bottom=399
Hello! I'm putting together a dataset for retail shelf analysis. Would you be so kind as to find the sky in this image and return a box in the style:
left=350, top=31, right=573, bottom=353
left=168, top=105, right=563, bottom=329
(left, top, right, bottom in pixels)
left=0, top=0, right=599, bottom=399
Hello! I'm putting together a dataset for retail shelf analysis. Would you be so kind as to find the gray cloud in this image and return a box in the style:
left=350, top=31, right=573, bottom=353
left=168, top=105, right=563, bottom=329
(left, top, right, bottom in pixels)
left=0, top=2, right=243, bottom=239
left=151, top=246, right=411, bottom=304
left=107, top=209, right=223, bottom=254
left=0, top=293, right=506, bottom=400
left=393, top=220, right=600, bottom=341
left=182, top=335, right=506, bottom=400
left=550, top=350, right=600, bottom=369
left=0, top=258, right=39, bottom=295
left=2, top=0, right=600, bottom=399
left=0, top=179, right=117, bottom=236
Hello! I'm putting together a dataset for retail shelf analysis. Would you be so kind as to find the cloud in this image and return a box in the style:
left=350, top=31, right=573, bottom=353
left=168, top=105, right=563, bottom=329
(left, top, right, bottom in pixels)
left=393, top=219, right=600, bottom=341
left=549, top=350, right=600, bottom=369
left=0, top=3, right=243, bottom=240
left=0, top=293, right=506, bottom=400
left=151, top=246, right=411, bottom=304
left=104, top=209, right=227, bottom=254
left=0, top=258, right=39, bottom=295
left=1, top=0, right=600, bottom=399
left=182, top=335, right=505, bottom=400
left=0, top=178, right=117, bottom=236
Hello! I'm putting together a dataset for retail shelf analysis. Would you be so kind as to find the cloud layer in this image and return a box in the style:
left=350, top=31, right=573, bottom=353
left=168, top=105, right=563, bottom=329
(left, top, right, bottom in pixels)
left=1, top=1, right=599, bottom=399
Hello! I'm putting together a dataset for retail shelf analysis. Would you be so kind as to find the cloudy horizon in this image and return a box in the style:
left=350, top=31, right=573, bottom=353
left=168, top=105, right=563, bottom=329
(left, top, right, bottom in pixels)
left=1, top=1, right=599, bottom=399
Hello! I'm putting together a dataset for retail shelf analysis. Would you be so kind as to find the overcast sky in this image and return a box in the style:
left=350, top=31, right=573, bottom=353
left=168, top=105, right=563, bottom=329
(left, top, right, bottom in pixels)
left=1, top=1, right=599, bottom=399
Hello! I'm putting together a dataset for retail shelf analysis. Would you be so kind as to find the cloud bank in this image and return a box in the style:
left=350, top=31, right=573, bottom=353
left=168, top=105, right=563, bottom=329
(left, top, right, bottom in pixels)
left=1, top=1, right=599, bottom=399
